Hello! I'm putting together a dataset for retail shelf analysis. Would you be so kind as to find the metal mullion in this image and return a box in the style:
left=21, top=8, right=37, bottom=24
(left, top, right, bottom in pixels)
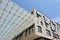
left=0, top=13, right=15, bottom=39
left=0, top=3, right=15, bottom=39
left=0, top=7, right=15, bottom=36
left=0, top=0, right=9, bottom=20
left=2, top=8, right=24, bottom=40
left=0, top=2, right=15, bottom=28
left=9, top=13, right=28, bottom=37
left=4, top=10, right=26, bottom=40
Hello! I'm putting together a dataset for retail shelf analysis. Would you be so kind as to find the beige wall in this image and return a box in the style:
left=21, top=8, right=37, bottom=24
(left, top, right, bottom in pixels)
left=13, top=9, right=60, bottom=40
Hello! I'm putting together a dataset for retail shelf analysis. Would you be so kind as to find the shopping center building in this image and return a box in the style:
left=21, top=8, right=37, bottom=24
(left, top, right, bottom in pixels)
left=0, top=0, right=60, bottom=40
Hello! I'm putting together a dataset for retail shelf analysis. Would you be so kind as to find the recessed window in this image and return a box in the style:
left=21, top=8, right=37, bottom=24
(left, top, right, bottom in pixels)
left=46, top=30, right=51, bottom=36
left=36, top=13, right=41, bottom=18
left=25, top=24, right=34, bottom=37
left=29, top=27, right=34, bottom=34
left=38, top=26, right=42, bottom=33
left=45, top=22, right=49, bottom=28
left=53, top=33, right=59, bottom=39
left=45, top=18, right=49, bottom=23
left=20, top=35, right=22, bottom=40
left=25, top=30, right=28, bottom=37
left=51, top=23, right=56, bottom=32
left=44, top=17, right=50, bottom=28
left=41, top=22, right=43, bottom=26
left=31, top=11, right=33, bottom=14
left=13, top=33, right=23, bottom=40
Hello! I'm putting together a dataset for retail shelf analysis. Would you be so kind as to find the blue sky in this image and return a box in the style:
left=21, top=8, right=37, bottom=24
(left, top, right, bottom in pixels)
left=12, top=0, right=60, bottom=24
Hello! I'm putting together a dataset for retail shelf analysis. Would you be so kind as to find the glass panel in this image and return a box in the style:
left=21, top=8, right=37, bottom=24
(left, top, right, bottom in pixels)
left=9, top=15, right=18, bottom=26
left=45, top=18, right=49, bottom=23
left=37, top=11, right=43, bottom=16
left=38, top=26, right=42, bottom=33
left=46, top=30, right=51, bottom=36
left=0, top=10, right=9, bottom=26
left=51, top=22, right=56, bottom=32
left=3, top=13, right=13, bottom=26
left=6, top=1, right=14, bottom=11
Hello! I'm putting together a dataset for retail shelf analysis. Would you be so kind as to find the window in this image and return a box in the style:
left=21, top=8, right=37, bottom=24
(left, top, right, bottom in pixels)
left=43, top=16, right=50, bottom=28
left=25, top=29, right=28, bottom=37
left=12, top=38, right=17, bottom=40
left=29, top=27, right=34, bottom=34
left=20, top=35, right=22, bottom=40
left=25, top=24, right=34, bottom=37
left=53, top=33, right=59, bottom=39
left=36, top=13, right=41, bottom=18
left=45, top=18, right=49, bottom=23
left=46, top=30, right=51, bottom=36
left=45, top=22, right=49, bottom=28
left=45, top=18, right=50, bottom=28
left=51, top=23, right=56, bottom=32
left=31, top=11, right=33, bottom=14
left=38, top=26, right=42, bottom=33
left=41, top=22, right=43, bottom=26
left=12, top=33, right=23, bottom=40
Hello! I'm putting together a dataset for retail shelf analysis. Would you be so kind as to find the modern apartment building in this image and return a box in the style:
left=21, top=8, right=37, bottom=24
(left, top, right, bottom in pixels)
left=0, top=0, right=60, bottom=40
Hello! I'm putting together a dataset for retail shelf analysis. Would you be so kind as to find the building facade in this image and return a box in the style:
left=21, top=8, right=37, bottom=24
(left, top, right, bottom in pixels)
left=12, top=9, right=60, bottom=40
left=0, top=0, right=60, bottom=40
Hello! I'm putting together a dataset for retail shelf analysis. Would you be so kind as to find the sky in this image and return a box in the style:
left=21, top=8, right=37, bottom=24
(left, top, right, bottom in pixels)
left=12, top=0, right=60, bottom=24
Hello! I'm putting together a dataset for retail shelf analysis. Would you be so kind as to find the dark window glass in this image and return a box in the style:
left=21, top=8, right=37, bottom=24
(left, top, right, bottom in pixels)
left=51, top=23, right=56, bottom=32
left=38, top=26, right=42, bottom=33
left=36, top=11, right=41, bottom=18
left=31, top=11, right=33, bottom=14
left=45, top=22, right=49, bottom=28
left=29, top=27, right=34, bottom=34
left=12, top=33, right=23, bottom=40
left=46, top=30, right=51, bottom=36
left=41, top=22, right=43, bottom=26
left=53, top=33, right=59, bottom=39
left=25, top=30, right=28, bottom=37
left=37, top=13, right=41, bottom=18
left=25, top=24, right=34, bottom=37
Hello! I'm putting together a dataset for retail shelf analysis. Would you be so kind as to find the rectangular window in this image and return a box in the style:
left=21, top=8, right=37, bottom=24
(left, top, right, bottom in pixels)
left=41, top=22, right=43, bottom=26
left=29, top=27, right=34, bottom=34
left=25, top=24, right=34, bottom=37
left=25, top=30, right=28, bottom=37
left=36, top=12, right=41, bottom=18
left=51, top=22, right=56, bottom=32
left=38, top=26, right=42, bottom=33
left=46, top=30, right=51, bottom=36
left=53, top=33, right=59, bottom=39
left=45, top=18, right=49, bottom=24
left=45, top=22, right=49, bottom=28
left=20, top=35, right=22, bottom=40
left=13, top=33, right=23, bottom=40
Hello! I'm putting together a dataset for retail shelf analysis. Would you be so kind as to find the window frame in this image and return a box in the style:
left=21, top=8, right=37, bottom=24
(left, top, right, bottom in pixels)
left=46, top=30, right=51, bottom=36
left=38, top=25, right=42, bottom=33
